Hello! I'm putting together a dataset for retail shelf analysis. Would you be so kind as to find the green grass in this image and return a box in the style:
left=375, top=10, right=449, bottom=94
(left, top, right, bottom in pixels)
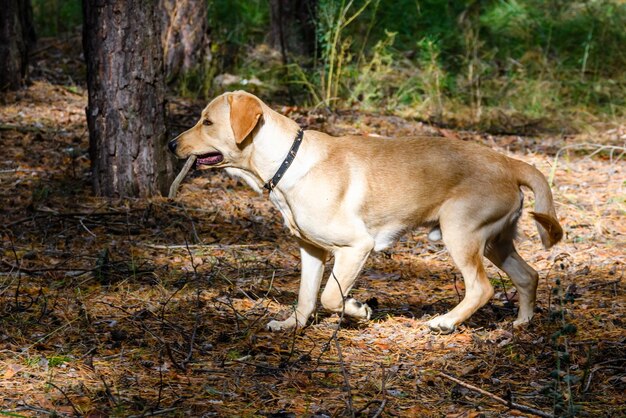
left=47, top=355, right=71, bottom=368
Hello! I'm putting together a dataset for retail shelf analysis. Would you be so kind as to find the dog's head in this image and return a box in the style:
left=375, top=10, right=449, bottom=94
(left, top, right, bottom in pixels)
left=168, top=91, right=263, bottom=169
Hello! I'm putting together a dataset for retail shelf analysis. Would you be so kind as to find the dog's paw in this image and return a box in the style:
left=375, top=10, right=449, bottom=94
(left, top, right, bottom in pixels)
left=345, top=298, right=372, bottom=320
left=513, top=315, right=534, bottom=328
left=427, top=226, right=442, bottom=242
left=426, top=316, right=457, bottom=334
left=266, top=317, right=298, bottom=332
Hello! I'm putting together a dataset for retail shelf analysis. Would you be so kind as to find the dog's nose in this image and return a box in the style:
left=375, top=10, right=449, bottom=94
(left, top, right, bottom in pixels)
left=167, top=139, right=177, bottom=154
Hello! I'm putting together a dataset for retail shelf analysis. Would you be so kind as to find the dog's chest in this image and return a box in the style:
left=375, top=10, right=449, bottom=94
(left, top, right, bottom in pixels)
left=269, top=192, right=303, bottom=239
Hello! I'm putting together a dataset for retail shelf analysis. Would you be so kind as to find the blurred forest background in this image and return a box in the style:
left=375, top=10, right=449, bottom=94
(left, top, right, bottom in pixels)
left=29, top=0, right=626, bottom=132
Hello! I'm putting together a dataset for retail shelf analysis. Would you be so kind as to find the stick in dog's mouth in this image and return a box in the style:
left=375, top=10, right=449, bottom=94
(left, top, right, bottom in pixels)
left=168, top=155, right=197, bottom=198
left=168, top=152, right=223, bottom=199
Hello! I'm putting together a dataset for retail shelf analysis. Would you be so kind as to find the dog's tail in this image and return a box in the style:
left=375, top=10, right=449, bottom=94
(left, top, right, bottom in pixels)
left=511, top=159, right=563, bottom=249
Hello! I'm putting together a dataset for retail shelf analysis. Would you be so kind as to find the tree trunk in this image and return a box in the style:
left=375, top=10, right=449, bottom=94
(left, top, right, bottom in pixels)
left=160, top=0, right=211, bottom=82
left=269, top=0, right=317, bottom=63
left=0, top=0, right=36, bottom=91
left=83, top=0, right=173, bottom=198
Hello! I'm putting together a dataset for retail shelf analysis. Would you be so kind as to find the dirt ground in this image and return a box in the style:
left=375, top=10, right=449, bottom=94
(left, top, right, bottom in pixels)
left=1, top=77, right=625, bottom=417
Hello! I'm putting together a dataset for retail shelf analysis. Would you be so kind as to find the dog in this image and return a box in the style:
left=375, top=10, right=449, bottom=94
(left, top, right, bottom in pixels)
left=168, top=91, right=563, bottom=334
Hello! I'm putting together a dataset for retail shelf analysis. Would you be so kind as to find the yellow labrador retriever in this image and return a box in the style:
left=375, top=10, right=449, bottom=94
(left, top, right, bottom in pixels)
left=168, top=91, right=563, bottom=334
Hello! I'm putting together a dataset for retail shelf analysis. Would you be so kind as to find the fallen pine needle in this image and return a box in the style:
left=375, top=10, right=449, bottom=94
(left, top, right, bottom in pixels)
left=168, top=155, right=197, bottom=198
left=436, top=371, right=553, bottom=418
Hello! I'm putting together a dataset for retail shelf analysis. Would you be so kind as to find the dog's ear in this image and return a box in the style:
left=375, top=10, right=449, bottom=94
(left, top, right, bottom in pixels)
left=228, top=93, right=262, bottom=144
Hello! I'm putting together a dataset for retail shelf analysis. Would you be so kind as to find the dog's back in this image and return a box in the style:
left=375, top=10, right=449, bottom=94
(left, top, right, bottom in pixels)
left=311, top=134, right=524, bottom=229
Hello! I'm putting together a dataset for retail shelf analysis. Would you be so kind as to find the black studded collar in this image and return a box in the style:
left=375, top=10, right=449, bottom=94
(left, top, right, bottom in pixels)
left=263, top=128, right=304, bottom=192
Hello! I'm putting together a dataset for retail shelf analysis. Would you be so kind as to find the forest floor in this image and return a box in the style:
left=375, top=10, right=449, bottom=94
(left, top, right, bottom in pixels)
left=1, top=41, right=625, bottom=418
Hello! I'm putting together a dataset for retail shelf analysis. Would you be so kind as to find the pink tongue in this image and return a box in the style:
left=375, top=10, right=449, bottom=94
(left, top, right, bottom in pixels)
left=197, top=153, right=223, bottom=165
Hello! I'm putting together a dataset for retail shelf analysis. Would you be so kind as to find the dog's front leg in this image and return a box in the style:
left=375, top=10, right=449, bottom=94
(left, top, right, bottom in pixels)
left=320, top=244, right=373, bottom=319
left=266, top=241, right=328, bottom=331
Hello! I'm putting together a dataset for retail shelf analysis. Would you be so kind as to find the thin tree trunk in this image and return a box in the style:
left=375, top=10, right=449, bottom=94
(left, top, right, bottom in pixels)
left=83, top=0, right=173, bottom=198
left=269, top=0, right=317, bottom=63
left=160, top=0, right=211, bottom=82
left=0, top=0, right=35, bottom=91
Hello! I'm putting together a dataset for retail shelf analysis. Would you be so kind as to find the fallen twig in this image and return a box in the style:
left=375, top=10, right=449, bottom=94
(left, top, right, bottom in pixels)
left=4, top=214, right=44, bottom=228
left=550, top=143, right=626, bottom=186
left=581, top=278, right=621, bottom=291
left=47, top=382, right=82, bottom=417
left=371, top=399, right=387, bottom=418
left=127, top=407, right=178, bottom=418
left=11, top=404, right=63, bottom=416
left=164, top=342, right=185, bottom=372
left=436, top=371, right=553, bottom=418
left=1, top=260, right=93, bottom=276
left=355, top=400, right=386, bottom=417
left=583, top=359, right=626, bottom=393
left=142, top=243, right=267, bottom=250
left=33, top=208, right=140, bottom=217
left=227, top=359, right=343, bottom=374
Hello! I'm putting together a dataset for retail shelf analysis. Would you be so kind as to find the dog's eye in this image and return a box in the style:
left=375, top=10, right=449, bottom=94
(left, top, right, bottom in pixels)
left=203, top=119, right=212, bottom=126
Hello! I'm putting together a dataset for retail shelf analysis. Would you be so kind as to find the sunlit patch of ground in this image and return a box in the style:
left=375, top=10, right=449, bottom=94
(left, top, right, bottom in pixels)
left=1, top=81, right=624, bottom=417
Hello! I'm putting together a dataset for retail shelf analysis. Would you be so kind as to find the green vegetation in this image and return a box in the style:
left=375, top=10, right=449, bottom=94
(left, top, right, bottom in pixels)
left=31, top=0, right=626, bottom=132
left=207, top=0, right=269, bottom=58
left=32, top=0, right=81, bottom=37
left=292, top=0, right=626, bottom=131
left=47, top=355, right=71, bottom=367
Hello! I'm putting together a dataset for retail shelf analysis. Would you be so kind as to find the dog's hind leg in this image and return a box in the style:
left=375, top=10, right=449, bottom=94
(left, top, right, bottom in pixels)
left=267, top=241, right=328, bottom=331
left=320, top=243, right=374, bottom=320
left=427, top=220, right=494, bottom=334
left=485, top=239, right=539, bottom=326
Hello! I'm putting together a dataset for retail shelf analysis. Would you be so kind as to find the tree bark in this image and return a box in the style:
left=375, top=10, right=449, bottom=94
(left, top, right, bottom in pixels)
left=0, top=0, right=36, bottom=91
left=269, top=0, right=317, bottom=63
left=160, top=0, right=211, bottom=82
left=83, top=0, right=173, bottom=198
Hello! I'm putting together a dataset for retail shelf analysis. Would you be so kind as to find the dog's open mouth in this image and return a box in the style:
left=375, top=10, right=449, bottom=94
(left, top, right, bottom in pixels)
left=196, top=152, right=224, bottom=166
